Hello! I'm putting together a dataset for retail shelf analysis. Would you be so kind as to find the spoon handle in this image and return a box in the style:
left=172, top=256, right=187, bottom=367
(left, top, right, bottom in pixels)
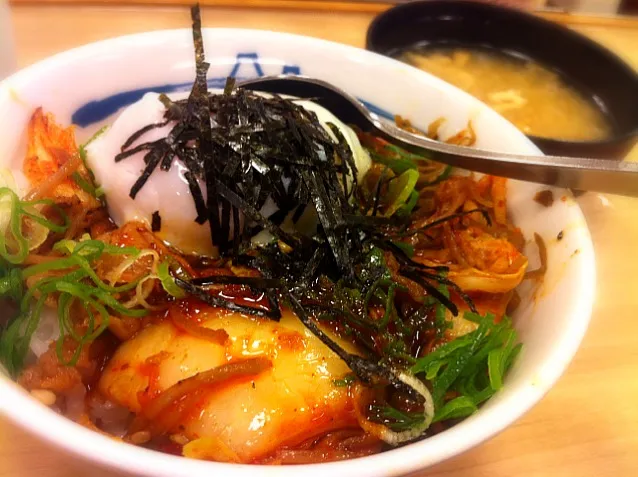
left=238, top=75, right=638, bottom=197
left=376, top=121, right=638, bottom=197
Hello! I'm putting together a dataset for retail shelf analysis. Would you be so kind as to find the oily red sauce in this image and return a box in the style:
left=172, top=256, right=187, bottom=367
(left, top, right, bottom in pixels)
left=136, top=351, right=170, bottom=408
left=176, top=286, right=274, bottom=319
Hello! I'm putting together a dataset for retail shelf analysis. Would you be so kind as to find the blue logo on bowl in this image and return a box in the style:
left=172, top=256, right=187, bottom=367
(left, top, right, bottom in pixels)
left=71, top=53, right=392, bottom=128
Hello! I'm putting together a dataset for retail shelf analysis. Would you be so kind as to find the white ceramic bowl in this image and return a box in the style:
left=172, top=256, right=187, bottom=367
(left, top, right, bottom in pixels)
left=0, top=29, right=595, bottom=477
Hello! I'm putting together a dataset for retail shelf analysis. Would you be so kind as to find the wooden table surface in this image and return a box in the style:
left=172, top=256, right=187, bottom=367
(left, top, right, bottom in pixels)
left=2, top=3, right=638, bottom=477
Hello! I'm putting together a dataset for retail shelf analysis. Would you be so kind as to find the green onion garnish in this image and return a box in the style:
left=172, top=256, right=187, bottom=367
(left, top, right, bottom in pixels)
left=0, top=237, right=182, bottom=375
left=157, top=261, right=185, bottom=298
left=0, top=187, right=68, bottom=264
left=412, top=312, right=521, bottom=421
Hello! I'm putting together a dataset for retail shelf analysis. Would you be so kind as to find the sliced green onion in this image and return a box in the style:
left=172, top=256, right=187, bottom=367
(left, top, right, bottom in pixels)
left=411, top=334, right=474, bottom=375
left=370, top=151, right=417, bottom=175
left=395, top=189, right=419, bottom=218
left=0, top=266, right=23, bottom=301
left=412, top=312, right=521, bottom=424
left=365, top=371, right=434, bottom=445
left=0, top=236, right=167, bottom=373
left=384, top=169, right=419, bottom=217
left=391, top=241, right=414, bottom=257
left=372, top=405, right=425, bottom=432
left=157, top=261, right=186, bottom=298
left=433, top=395, right=477, bottom=423
left=0, top=187, right=69, bottom=264
left=71, top=171, right=98, bottom=197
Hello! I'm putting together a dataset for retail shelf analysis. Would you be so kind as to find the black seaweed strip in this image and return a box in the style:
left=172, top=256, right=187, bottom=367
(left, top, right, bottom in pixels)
left=160, top=150, right=176, bottom=171
left=120, top=121, right=169, bottom=152
left=160, top=123, right=188, bottom=170
left=181, top=147, right=203, bottom=176
left=183, top=171, right=208, bottom=224
left=394, top=209, right=491, bottom=238
left=291, top=204, right=306, bottom=224
left=303, top=302, right=378, bottom=331
left=373, top=239, right=449, bottom=273
left=129, top=145, right=166, bottom=199
left=158, top=94, right=185, bottom=120
left=266, top=208, right=289, bottom=227
left=220, top=194, right=232, bottom=250
left=412, top=268, right=477, bottom=314
left=214, top=180, right=301, bottom=247
left=285, top=291, right=414, bottom=395
left=343, top=214, right=398, bottom=228
left=300, top=244, right=326, bottom=286
left=232, top=206, right=242, bottom=252
left=224, top=76, right=236, bottom=95
left=267, top=171, right=291, bottom=211
left=188, top=8, right=221, bottom=247
left=264, top=290, right=282, bottom=321
left=221, top=151, right=242, bottom=178
left=327, top=122, right=357, bottom=200
left=301, top=169, right=351, bottom=276
left=175, top=278, right=279, bottom=319
left=204, top=165, right=222, bottom=246
left=400, top=269, right=459, bottom=316
left=114, top=140, right=162, bottom=163
left=371, top=166, right=391, bottom=217
left=191, top=275, right=281, bottom=288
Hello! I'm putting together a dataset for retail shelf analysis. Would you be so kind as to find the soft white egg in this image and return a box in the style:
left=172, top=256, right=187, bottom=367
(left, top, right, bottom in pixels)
left=86, top=92, right=371, bottom=256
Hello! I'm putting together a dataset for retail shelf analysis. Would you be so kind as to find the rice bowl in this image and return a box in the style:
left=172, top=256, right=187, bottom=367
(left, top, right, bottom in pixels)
left=0, top=25, right=595, bottom=477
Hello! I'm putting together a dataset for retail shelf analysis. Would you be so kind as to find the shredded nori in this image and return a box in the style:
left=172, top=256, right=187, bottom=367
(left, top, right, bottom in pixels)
left=117, top=5, right=475, bottom=400
left=151, top=211, right=162, bottom=232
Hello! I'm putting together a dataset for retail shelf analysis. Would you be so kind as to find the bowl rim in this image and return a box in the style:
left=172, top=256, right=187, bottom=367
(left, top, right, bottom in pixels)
left=365, top=0, right=638, bottom=148
left=0, top=26, right=596, bottom=477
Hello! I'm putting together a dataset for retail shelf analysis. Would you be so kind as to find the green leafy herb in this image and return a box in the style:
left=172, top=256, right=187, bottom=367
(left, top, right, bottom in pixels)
left=371, top=405, right=425, bottom=432
left=430, top=319, right=490, bottom=405
left=412, top=312, right=521, bottom=417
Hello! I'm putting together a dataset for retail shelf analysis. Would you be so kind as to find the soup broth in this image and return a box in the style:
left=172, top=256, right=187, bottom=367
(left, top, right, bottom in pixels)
left=402, top=48, right=612, bottom=141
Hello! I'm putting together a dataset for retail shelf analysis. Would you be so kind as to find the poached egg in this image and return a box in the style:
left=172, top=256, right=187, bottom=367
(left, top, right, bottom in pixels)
left=86, top=92, right=371, bottom=256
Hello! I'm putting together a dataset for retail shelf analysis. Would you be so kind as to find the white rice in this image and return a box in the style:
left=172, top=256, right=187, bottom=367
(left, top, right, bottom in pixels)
left=29, top=307, right=60, bottom=357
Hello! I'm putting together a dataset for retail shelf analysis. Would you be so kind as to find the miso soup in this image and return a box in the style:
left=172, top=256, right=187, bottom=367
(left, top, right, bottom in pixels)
left=402, top=48, right=612, bottom=141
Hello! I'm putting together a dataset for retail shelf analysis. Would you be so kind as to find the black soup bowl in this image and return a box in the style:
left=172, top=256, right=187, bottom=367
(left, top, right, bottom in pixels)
left=366, top=0, right=638, bottom=159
